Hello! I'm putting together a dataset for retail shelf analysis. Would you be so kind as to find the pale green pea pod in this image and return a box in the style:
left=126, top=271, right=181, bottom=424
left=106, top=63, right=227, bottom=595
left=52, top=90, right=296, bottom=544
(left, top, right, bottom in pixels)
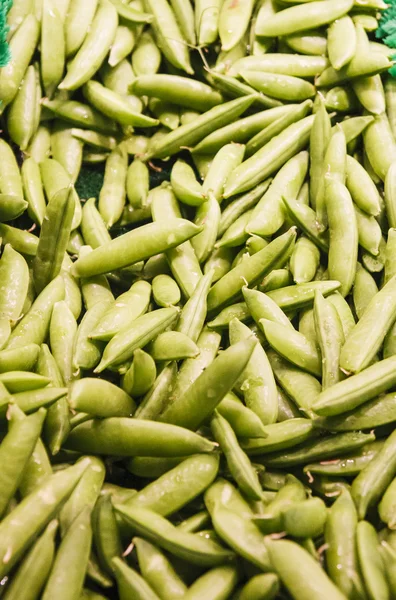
left=69, top=378, right=136, bottom=418
left=325, top=86, right=359, bottom=112
left=73, top=130, right=116, bottom=151
left=202, top=143, right=245, bottom=203
left=121, top=349, right=156, bottom=398
left=148, top=332, right=199, bottom=361
left=219, top=0, right=253, bottom=51
left=217, top=209, right=253, bottom=249
left=59, top=0, right=118, bottom=90
left=112, top=558, right=160, bottom=599
left=385, top=161, right=396, bottom=228
left=41, top=0, right=65, bottom=98
left=126, top=159, right=149, bottom=209
left=284, top=29, right=327, bottom=56
left=7, top=65, right=37, bottom=151
left=241, top=71, right=315, bottom=102
left=143, top=254, right=171, bottom=280
left=72, top=300, right=111, bottom=373
left=318, top=125, right=347, bottom=225
left=6, top=276, right=65, bottom=350
left=224, top=115, right=315, bottom=198
left=51, top=122, right=83, bottom=184
left=191, top=192, right=221, bottom=264
left=40, top=158, right=82, bottom=230
left=379, top=477, right=396, bottom=528
left=247, top=151, right=309, bottom=237
left=0, top=14, right=40, bottom=111
left=204, top=246, right=234, bottom=283
left=0, top=245, right=29, bottom=324
left=109, top=24, right=137, bottom=67
left=361, top=236, right=387, bottom=274
left=149, top=98, right=179, bottom=131
left=290, top=237, right=320, bottom=285
left=354, top=204, right=382, bottom=256
left=281, top=497, right=327, bottom=538
left=185, top=565, right=240, bottom=600
left=49, top=301, right=78, bottom=384
left=143, top=0, right=192, bottom=74
left=41, top=97, right=118, bottom=134
left=0, top=344, right=40, bottom=374
left=21, top=158, right=47, bottom=226
left=386, top=76, right=396, bottom=139
left=0, top=195, right=28, bottom=223
left=195, top=0, right=222, bottom=46
left=265, top=280, right=340, bottom=311
left=353, top=74, right=386, bottom=116
left=0, top=139, right=24, bottom=198
left=170, top=160, right=205, bottom=207
left=135, top=361, right=178, bottom=421
left=0, top=319, right=11, bottom=351
left=363, top=114, right=396, bottom=182
left=243, top=287, right=292, bottom=331
left=90, top=280, right=151, bottom=341
left=299, top=308, right=318, bottom=350
left=81, top=198, right=111, bottom=250
left=346, top=155, right=381, bottom=216
left=65, top=0, right=99, bottom=57
left=353, top=263, right=378, bottom=321
left=100, top=58, right=135, bottom=97
left=309, top=96, right=331, bottom=211
left=247, top=236, right=268, bottom=255
left=218, top=180, right=271, bottom=238
left=326, top=180, right=358, bottom=298
left=208, top=302, right=250, bottom=330
left=384, top=229, right=396, bottom=286
left=132, top=30, right=161, bottom=76
left=169, top=0, right=195, bottom=46
left=214, top=35, right=247, bottom=73
left=327, top=15, right=356, bottom=71
left=7, top=0, right=35, bottom=37
left=313, top=291, right=344, bottom=389
left=99, top=145, right=128, bottom=228
left=282, top=199, right=328, bottom=251
left=217, top=392, right=268, bottom=439
left=135, top=537, right=187, bottom=600
left=95, top=307, right=180, bottom=372
left=26, top=124, right=52, bottom=163
left=238, top=573, right=279, bottom=600
left=61, top=269, right=82, bottom=321
left=357, top=520, right=389, bottom=600
left=230, top=318, right=278, bottom=425
left=152, top=275, right=181, bottom=308
left=32, top=187, right=75, bottom=295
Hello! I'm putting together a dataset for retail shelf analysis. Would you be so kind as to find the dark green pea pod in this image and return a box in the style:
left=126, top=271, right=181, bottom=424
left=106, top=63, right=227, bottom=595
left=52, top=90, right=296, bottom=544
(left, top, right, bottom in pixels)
left=0, top=371, right=50, bottom=394
left=240, top=419, right=315, bottom=456
left=69, top=379, right=136, bottom=418
left=0, top=344, right=40, bottom=374
left=281, top=497, right=327, bottom=539
left=42, top=507, right=93, bottom=600
left=93, top=493, right=123, bottom=576
left=0, top=459, right=89, bottom=578
left=65, top=417, right=216, bottom=456
left=115, top=505, right=235, bottom=566
left=2, top=520, right=58, bottom=600
left=314, top=393, right=396, bottom=432
left=135, top=537, right=187, bottom=600
left=305, top=441, right=383, bottom=476
left=160, top=337, right=256, bottom=431
left=126, top=456, right=185, bottom=480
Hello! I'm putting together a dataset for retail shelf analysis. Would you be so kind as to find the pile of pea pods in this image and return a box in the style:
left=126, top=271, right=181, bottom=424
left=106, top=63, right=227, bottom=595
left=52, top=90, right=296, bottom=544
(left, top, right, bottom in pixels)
left=2, top=0, right=396, bottom=598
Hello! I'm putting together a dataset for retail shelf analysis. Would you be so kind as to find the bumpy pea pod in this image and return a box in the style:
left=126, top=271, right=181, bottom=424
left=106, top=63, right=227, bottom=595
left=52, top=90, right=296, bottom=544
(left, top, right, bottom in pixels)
left=0, top=244, right=29, bottom=325
left=112, top=557, right=160, bottom=600
left=357, top=520, right=390, bottom=600
left=313, top=291, right=344, bottom=388
left=32, top=187, right=75, bottom=294
left=281, top=497, right=327, bottom=538
left=49, top=301, right=77, bottom=385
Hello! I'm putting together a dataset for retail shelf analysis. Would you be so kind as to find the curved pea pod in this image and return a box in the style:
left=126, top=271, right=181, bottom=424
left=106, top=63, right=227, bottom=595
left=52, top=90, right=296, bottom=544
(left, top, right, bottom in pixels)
left=281, top=497, right=327, bottom=538
left=126, top=456, right=185, bottom=480
left=51, top=122, right=83, bottom=184
left=186, top=565, right=240, bottom=600
left=83, top=81, right=158, bottom=129
left=340, top=275, right=396, bottom=373
left=73, top=219, right=201, bottom=278
left=112, top=557, right=160, bottom=600
left=0, top=371, right=49, bottom=394
left=32, top=187, right=75, bottom=295
left=6, top=276, right=65, bottom=351
left=266, top=538, right=347, bottom=600
left=134, top=361, right=176, bottom=420
left=363, top=114, right=396, bottom=182
left=7, top=64, right=36, bottom=151
left=42, top=506, right=92, bottom=600
left=0, top=458, right=89, bottom=578
left=357, top=521, right=389, bottom=600
left=315, top=393, right=396, bottom=433
left=208, top=302, right=250, bottom=330
left=135, top=538, right=187, bottom=600
left=49, top=300, right=77, bottom=385
left=217, top=0, right=253, bottom=50
left=282, top=197, right=329, bottom=253
left=290, top=237, right=320, bottom=285
left=69, top=378, right=136, bottom=419
left=203, top=145, right=245, bottom=206
left=108, top=24, right=137, bottom=68
left=238, top=573, right=279, bottom=600
left=242, top=71, right=315, bottom=102
left=247, top=151, right=309, bottom=237
left=0, top=14, right=39, bottom=110
left=66, top=417, right=216, bottom=456
left=170, top=160, right=205, bottom=207
left=262, top=319, right=321, bottom=377
left=122, top=349, right=156, bottom=397
left=204, top=246, right=234, bottom=283
left=229, top=53, right=328, bottom=79
left=0, top=344, right=40, bottom=374
left=41, top=0, right=65, bottom=98
left=314, top=291, right=344, bottom=389
left=120, top=504, right=235, bottom=566
left=345, top=155, right=381, bottom=217
left=0, top=245, right=29, bottom=324
left=325, top=86, right=358, bottom=112
left=256, top=0, right=353, bottom=37
left=80, top=202, right=110, bottom=253
left=351, top=429, right=396, bottom=520
left=194, top=0, right=221, bottom=46
left=355, top=204, right=382, bottom=256
left=0, top=319, right=11, bottom=352
left=160, top=337, right=257, bottom=431
left=142, top=0, right=192, bottom=73
left=152, top=275, right=181, bottom=309
left=40, top=158, right=82, bottom=230
left=379, top=476, right=396, bottom=529
left=253, top=474, right=306, bottom=532
left=131, top=30, right=161, bottom=76
left=95, top=306, right=179, bottom=372
left=205, top=477, right=253, bottom=518
left=217, top=393, right=267, bottom=439
left=65, top=0, right=98, bottom=56
left=0, top=194, right=28, bottom=223
left=207, top=228, right=296, bottom=312
left=0, top=140, right=23, bottom=200
left=59, top=0, right=118, bottom=91
left=211, top=410, right=263, bottom=500
left=230, top=318, right=277, bottom=425
left=42, top=97, right=118, bottom=135
left=126, top=159, right=149, bottom=210
left=98, top=145, right=129, bottom=228
left=191, top=193, right=221, bottom=263
left=21, top=158, right=47, bottom=226
left=224, top=115, right=314, bottom=198
left=148, top=332, right=199, bottom=362
left=2, top=519, right=58, bottom=600
left=72, top=300, right=110, bottom=373
left=353, top=74, right=386, bottom=116
left=240, top=419, right=315, bottom=456
left=124, top=454, right=219, bottom=517
left=327, top=15, right=356, bottom=71
left=92, top=493, right=123, bottom=577
left=242, top=287, right=292, bottom=331
left=145, top=95, right=256, bottom=161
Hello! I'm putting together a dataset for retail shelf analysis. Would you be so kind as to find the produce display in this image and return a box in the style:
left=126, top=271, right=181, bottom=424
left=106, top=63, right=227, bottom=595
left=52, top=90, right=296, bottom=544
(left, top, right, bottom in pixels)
left=1, top=0, right=396, bottom=598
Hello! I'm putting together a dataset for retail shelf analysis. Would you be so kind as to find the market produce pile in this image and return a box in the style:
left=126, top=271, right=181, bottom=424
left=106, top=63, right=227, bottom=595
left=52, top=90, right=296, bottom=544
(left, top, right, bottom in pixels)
left=3, top=0, right=396, bottom=598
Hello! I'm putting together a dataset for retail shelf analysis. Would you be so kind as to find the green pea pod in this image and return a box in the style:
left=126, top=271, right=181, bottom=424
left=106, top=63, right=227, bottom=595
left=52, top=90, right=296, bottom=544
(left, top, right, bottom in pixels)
left=242, top=71, right=315, bottom=102
left=42, top=98, right=118, bottom=134
left=205, top=477, right=253, bottom=517
left=66, top=417, right=216, bottom=456
left=0, top=245, right=29, bottom=324
left=115, top=505, right=235, bottom=566
left=253, top=474, right=306, bottom=533
left=69, top=378, right=135, bottom=418
left=112, top=557, right=160, bottom=600
left=363, top=114, right=396, bottom=182
left=81, top=198, right=111, bottom=250
left=247, top=151, right=308, bottom=237
left=59, top=0, right=118, bottom=90
left=170, top=160, right=205, bottom=207
left=40, top=158, right=82, bottom=230
left=93, top=493, right=123, bottom=576
left=379, top=476, right=396, bottom=528
left=73, top=219, right=201, bottom=278
left=0, top=344, right=40, bottom=374
left=42, top=507, right=92, bottom=600
left=7, top=64, right=36, bottom=151
left=0, top=372, right=50, bottom=394
left=219, top=0, right=253, bottom=51
left=152, top=275, right=181, bottom=308
left=175, top=269, right=213, bottom=342
left=0, top=194, right=28, bottom=223
left=229, top=54, right=329, bottom=78
left=0, top=140, right=24, bottom=199
left=126, top=159, right=149, bottom=210
left=266, top=538, right=347, bottom=600
left=355, top=204, right=382, bottom=256
left=353, top=74, right=386, bottom=116
left=148, top=332, right=199, bottom=361
left=217, top=393, right=267, bottom=439
left=238, top=573, right=279, bottom=600
left=2, top=520, right=58, bottom=600
left=204, top=246, right=234, bottom=283
left=41, top=0, right=65, bottom=98
left=327, top=15, right=356, bottom=71
left=353, top=263, right=378, bottom=321
left=122, top=349, right=156, bottom=398
left=98, top=145, right=128, bottom=228
left=72, top=300, right=110, bottom=372
left=191, top=193, right=221, bottom=263
left=195, top=0, right=221, bottom=46
left=203, top=143, right=245, bottom=203
left=27, top=124, right=51, bottom=163
left=0, top=459, right=89, bottom=578
left=211, top=410, right=263, bottom=500
left=309, top=96, right=331, bottom=210
left=315, top=394, right=396, bottom=433
left=290, top=237, right=320, bottom=284
left=381, top=542, right=396, bottom=598
left=145, top=95, right=256, bottom=161
left=0, top=14, right=40, bottom=110
left=241, top=419, right=315, bottom=456
left=21, top=157, right=47, bottom=226
left=160, top=337, right=256, bottom=430
left=132, top=30, right=161, bottom=76
left=49, top=300, right=77, bottom=384
left=256, top=0, right=353, bottom=36
left=65, top=0, right=98, bottom=57
left=135, top=537, right=187, bottom=600
left=185, top=565, right=240, bottom=600
left=143, top=0, right=192, bottom=74
left=357, top=520, right=389, bottom=600
left=126, top=457, right=185, bottom=480
left=346, top=155, right=381, bottom=216
left=108, top=25, right=137, bottom=68
left=224, top=115, right=314, bottom=197
left=282, top=196, right=329, bottom=252
left=51, top=122, right=84, bottom=184
left=281, top=497, right=327, bottom=538
left=313, top=291, right=344, bottom=389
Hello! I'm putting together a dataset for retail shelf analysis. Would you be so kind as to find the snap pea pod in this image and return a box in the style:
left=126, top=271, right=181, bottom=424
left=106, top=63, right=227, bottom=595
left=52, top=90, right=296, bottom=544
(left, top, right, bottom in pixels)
left=357, top=520, right=390, bottom=600
left=313, top=291, right=344, bottom=388
left=305, top=442, right=383, bottom=476
left=135, top=537, right=187, bottom=600
left=112, top=557, right=160, bottom=600
left=92, top=493, right=122, bottom=576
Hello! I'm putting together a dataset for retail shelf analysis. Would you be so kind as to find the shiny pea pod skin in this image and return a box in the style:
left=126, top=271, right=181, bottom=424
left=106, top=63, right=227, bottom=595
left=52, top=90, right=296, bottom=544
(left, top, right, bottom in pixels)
left=7, top=64, right=37, bottom=151
left=238, top=573, right=280, bottom=600
left=0, top=244, right=29, bottom=324
left=241, top=71, right=316, bottom=102
left=112, top=557, right=160, bottom=600
left=346, top=155, right=381, bottom=217
left=21, top=157, right=47, bottom=226
left=290, top=236, right=320, bottom=285
left=281, top=497, right=327, bottom=538
left=357, top=520, right=390, bottom=600
left=69, top=378, right=136, bottom=418
left=122, top=349, right=157, bottom=398
left=135, top=537, right=187, bottom=600
left=313, top=291, right=344, bottom=389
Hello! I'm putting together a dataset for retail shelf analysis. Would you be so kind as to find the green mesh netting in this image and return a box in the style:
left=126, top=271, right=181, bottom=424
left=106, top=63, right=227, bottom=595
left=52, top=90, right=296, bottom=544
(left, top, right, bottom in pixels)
left=0, top=0, right=12, bottom=68
left=376, top=0, right=396, bottom=77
